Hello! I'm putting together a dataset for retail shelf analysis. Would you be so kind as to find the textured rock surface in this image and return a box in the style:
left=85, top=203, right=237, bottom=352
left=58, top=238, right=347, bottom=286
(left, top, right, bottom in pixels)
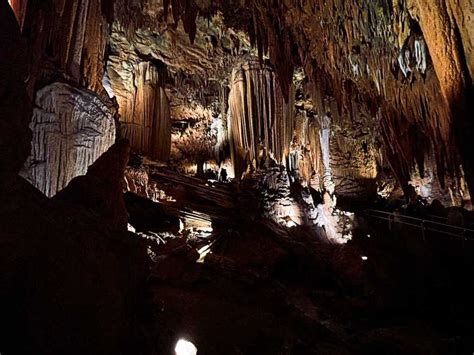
left=107, top=56, right=171, bottom=160
left=22, top=0, right=110, bottom=94
left=228, top=61, right=294, bottom=179
left=105, top=9, right=253, bottom=163
left=0, top=7, right=150, bottom=353
left=154, top=0, right=473, bottom=200
left=21, top=82, right=116, bottom=197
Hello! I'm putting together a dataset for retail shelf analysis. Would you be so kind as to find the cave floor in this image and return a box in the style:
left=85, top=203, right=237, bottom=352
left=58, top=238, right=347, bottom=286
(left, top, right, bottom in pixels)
left=128, top=171, right=474, bottom=355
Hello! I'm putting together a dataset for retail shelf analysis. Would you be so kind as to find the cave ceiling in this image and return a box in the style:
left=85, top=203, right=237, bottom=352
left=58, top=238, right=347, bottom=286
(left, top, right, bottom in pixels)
left=7, top=0, right=474, bottom=202
left=106, top=0, right=473, bottom=196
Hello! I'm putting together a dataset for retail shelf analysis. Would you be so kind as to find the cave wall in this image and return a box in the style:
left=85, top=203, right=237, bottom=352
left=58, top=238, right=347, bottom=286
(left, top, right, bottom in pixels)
left=1, top=4, right=150, bottom=353
left=10, top=0, right=473, bottom=204
left=290, top=82, right=379, bottom=201
left=104, top=7, right=257, bottom=165
left=21, top=0, right=109, bottom=94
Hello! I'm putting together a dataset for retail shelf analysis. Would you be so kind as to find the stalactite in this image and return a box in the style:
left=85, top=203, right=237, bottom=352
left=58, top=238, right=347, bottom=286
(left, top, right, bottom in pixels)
left=112, top=61, right=172, bottom=161
left=22, top=0, right=109, bottom=95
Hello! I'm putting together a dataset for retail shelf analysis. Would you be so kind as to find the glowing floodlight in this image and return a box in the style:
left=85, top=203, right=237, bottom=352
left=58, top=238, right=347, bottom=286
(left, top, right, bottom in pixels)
left=175, top=339, right=197, bottom=355
left=361, top=256, right=368, bottom=261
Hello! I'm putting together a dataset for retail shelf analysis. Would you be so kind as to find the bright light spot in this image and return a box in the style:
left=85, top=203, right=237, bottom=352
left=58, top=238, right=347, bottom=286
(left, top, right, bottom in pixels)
left=175, top=339, right=197, bottom=355
left=367, top=234, right=371, bottom=238
left=361, top=256, right=368, bottom=261
left=196, top=245, right=211, bottom=263
left=127, top=223, right=136, bottom=233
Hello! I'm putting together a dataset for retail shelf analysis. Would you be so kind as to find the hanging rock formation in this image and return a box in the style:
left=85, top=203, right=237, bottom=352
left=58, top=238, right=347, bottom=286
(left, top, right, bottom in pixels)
left=107, top=58, right=171, bottom=161
left=152, top=0, right=472, bottom=201
left=9, top=0, right=119, bottom=196
left=21, top=0, right=110, bottom=94
left=21, top=82, right=116, bottom=197
left=228, top=61, right=294, bottom=179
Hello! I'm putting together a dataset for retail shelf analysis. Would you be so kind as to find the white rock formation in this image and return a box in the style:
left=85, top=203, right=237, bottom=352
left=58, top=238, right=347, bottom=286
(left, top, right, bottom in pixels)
left=21, top=82, right=116, bottom=197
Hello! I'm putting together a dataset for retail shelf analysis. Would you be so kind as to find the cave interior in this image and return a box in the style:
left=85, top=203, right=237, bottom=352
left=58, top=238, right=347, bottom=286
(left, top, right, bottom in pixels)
left=1, top=0, right=474, bottom=354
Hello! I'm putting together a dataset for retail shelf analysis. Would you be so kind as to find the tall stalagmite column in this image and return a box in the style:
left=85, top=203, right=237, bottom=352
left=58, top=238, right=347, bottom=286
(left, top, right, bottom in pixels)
left=228, top=61, right=294, bottom=179
left=115, top=61, right=171, bottom=161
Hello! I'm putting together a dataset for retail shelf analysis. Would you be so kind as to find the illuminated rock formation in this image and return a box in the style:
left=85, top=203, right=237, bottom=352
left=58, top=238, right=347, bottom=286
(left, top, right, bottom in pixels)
left=0, top=5, right=149, bottom=353
left=107, top=58, right=171, bottom=160
left=22, top=0, right=109, bottom=94
left=228, top=61, right=294, bottom=179
left=21, top=82, right=116, bottom=197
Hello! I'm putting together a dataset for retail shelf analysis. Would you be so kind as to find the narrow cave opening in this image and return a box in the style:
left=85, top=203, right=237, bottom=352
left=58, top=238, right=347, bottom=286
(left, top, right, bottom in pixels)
left=1, top=0, right=474, bottom=354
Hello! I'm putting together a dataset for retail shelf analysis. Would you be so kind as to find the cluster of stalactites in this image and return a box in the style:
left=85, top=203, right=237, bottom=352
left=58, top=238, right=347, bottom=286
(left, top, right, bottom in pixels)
left=228, top=60, right=294, bottom=179
left=111, top=0, right=472, bottom=196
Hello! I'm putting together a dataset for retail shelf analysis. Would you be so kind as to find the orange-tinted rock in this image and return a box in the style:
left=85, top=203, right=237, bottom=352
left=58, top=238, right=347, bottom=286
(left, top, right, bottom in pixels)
left=22, top=0, right=109, bottom=94
left=228, top=61, right=294, bottom=179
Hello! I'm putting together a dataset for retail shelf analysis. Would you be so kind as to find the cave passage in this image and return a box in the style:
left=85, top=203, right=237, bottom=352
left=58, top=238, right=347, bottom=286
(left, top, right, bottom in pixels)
left=1, top=0, right=474, bottom=354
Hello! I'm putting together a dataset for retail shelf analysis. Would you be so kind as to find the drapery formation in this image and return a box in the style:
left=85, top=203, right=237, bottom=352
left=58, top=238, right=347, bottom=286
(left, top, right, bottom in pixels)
left=21, top=0, right=109, bottom=95
left=228, top=61, right=294, bottom=179
left=113, top=61, right=171, bottom=161
left=12, top=0, right=116, bottom=195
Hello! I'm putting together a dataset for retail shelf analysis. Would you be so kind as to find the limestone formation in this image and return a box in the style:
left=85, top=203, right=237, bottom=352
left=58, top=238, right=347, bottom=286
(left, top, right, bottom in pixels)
left=3, top=0, right=474, bottom=353
left=21, top=82, right=116, bottom=197
left=107, top=58, right=171, bottom=161
left=22, top=0, right=109, bottom=94
left=228, top=61, right=295, bottom=179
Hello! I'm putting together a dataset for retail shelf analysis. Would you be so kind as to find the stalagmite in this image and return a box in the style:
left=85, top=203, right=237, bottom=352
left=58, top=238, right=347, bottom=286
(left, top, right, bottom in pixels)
left=228, top=61, right=294, bottom=179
